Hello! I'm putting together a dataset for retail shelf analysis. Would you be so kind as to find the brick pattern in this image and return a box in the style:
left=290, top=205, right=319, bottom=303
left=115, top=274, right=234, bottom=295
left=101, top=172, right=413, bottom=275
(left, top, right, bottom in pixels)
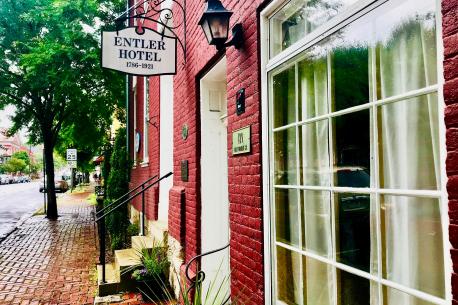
left=0, top=201, right=97, bottom=304
left=444, top=0, right=458, bottom=303
left=168, top=186, right=186, bottom=247
left=167, top=1, right=267, bottom=304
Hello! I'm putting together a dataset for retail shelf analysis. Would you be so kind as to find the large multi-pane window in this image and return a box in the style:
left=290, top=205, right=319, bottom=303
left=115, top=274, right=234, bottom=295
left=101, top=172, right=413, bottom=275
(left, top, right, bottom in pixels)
left=268, top=0, right=447, bottom=304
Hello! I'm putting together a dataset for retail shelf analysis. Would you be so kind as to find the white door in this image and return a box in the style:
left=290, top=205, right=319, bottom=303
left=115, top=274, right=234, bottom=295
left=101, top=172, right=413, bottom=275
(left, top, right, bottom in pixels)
left=200, top=57, right=230, bottom=301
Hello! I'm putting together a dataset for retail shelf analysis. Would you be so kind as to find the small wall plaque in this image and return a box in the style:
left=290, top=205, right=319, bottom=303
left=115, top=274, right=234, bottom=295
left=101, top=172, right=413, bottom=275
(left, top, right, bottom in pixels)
left=181, top=160, right=189, bottom=182
left=232, top=126, right=251, bottom=155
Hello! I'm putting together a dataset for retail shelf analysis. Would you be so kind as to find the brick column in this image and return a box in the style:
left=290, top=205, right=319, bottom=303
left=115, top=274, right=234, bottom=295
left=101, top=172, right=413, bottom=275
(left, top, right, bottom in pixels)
left=443, top=0, right=458, bottom=303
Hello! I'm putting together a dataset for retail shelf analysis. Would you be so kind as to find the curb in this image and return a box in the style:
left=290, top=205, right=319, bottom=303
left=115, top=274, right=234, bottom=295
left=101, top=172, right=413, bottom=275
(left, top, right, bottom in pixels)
left=0, top=207, right=44, bottom=244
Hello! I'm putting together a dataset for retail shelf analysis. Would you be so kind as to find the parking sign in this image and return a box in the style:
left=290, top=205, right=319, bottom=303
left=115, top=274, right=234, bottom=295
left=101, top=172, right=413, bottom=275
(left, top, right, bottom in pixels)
left=66, top=149, right=77, bottom=161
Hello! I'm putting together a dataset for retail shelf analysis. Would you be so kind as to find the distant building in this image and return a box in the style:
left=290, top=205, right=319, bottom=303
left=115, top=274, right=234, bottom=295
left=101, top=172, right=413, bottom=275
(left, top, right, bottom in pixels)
left=0, top=128, right=32, bottom=164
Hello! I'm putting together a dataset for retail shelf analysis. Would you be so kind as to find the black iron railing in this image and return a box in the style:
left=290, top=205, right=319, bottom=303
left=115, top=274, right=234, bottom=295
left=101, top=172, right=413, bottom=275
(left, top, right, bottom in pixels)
left=96, top=172, right=173, bottom=283
left=185, top=243, right=231, bottom=304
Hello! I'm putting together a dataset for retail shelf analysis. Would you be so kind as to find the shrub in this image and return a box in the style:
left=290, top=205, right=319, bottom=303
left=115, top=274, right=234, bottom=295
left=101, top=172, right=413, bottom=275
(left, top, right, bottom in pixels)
left=105, top=127, right=131, bottom=249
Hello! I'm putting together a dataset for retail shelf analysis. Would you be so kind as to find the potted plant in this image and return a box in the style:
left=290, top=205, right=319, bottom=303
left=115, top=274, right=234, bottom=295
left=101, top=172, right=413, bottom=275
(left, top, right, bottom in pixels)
left=131, top=241, right=171, bottom=302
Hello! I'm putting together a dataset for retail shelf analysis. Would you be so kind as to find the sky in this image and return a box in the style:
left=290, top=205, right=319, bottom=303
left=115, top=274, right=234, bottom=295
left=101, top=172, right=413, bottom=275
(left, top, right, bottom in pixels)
left=0, top=106, right=27, bottom=143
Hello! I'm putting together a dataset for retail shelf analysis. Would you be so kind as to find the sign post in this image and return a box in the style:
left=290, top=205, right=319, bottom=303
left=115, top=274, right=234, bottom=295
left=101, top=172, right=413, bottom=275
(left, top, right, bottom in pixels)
left=66, top=149, right=77, bottom=191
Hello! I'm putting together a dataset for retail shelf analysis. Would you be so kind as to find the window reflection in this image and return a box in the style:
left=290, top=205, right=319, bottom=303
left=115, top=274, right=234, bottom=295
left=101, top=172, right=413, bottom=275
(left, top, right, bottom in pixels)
left=270, top=0, right=359, bottom=57
left=275, top=188, right=300, bottom=247
left=333, top=110, right=371, bottom=188
left=274, top=128, right=297, bottom=185
left=273, top=66, right=296, bottom=128
left=336, top=193, right=373, bottom=272
left=337, top=270, right=372, bottom=305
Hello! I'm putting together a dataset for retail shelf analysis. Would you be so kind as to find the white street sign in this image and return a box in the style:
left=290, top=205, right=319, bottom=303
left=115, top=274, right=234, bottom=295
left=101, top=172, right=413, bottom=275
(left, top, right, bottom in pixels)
left=67, top=149, right=77, bottom=161
left=102, top=27, right=177, bottom=76
left=68, top=160, right=77, bottom=168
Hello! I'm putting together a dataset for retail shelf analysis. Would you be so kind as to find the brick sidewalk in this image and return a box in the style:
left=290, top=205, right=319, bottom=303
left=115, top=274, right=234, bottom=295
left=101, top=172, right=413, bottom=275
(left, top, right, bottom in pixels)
left=0, top=191, right=98, bottom=305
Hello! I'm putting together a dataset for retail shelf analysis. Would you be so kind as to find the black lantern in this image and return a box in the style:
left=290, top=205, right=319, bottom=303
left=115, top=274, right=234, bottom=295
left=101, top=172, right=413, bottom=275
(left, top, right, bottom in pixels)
left=198, top=0, right=243, bottom=51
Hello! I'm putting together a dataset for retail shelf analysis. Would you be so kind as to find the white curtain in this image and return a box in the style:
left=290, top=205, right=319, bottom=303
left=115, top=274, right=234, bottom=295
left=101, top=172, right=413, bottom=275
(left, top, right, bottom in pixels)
left=378, top=10, right=444, bottom=304
left=300, top=53, right=334, bottom=305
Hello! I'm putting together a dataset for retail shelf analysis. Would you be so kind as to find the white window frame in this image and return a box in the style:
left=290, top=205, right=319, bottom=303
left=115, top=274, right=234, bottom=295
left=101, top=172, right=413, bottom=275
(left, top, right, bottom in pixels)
left=260, top=1, right=450, bottom=305
left=143, top=77, right=149, bottom=165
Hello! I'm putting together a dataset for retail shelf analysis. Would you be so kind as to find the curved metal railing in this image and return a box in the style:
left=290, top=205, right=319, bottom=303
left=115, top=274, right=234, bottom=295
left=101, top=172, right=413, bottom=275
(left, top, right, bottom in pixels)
left=185, top=243, right=231, bottom=304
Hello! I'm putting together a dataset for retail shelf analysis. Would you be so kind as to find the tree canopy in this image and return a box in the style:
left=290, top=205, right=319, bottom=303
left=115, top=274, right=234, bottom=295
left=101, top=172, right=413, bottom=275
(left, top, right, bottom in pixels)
left=0, top=0, right=126, bottom=218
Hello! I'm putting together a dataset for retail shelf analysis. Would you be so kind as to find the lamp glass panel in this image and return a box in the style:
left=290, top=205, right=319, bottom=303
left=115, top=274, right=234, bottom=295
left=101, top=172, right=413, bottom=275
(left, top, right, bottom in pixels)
left=208, top=15, right=229, bottom=40
left=201, top=19, right=213, bottom=44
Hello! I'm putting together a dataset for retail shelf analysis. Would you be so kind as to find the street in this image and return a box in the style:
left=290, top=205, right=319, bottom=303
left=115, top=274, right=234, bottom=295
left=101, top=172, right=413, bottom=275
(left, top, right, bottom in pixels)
left=0, top=181, right=44, bottom=238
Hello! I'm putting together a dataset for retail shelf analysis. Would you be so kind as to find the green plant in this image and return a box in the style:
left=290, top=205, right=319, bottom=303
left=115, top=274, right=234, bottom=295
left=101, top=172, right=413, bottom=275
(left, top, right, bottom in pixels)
left=130, top=240, right=170, bottom=282
left=141, top=261, right=247, bottom=305
left=127, top=221, right=140, bottom=237
left=104, top=128, right=132, bottom=250
left=110, top=233, right=123, bottom=251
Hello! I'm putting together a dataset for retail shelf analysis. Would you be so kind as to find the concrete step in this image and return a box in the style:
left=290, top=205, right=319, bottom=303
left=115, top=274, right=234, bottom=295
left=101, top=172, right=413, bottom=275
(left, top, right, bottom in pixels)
left=132, top=235, right=156, bottom=252
left=97, top=263, right=122, bottom=297
left=115, top=248, right=141, bottom=272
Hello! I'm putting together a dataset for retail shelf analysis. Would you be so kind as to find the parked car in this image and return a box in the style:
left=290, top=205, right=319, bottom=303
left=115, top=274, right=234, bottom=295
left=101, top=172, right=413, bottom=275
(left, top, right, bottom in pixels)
left=39, top=179, right=69, bottom=193
left=0, top=174, right=9, bottom=185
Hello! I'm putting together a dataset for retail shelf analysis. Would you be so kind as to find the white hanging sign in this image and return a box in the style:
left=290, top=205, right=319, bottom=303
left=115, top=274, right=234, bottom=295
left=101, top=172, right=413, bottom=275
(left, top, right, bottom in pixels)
left=102, top=27, right=177, bottom=76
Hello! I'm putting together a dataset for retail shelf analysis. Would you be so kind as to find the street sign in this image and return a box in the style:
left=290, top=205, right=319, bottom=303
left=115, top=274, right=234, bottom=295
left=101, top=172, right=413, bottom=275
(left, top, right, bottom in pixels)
left=232, top=126, right=251, bottom=155
left=68, top=160, right=77, bottom=168
left=102, top=27, right=177, bottom=76
left=66, top=149, right=77, bottom=161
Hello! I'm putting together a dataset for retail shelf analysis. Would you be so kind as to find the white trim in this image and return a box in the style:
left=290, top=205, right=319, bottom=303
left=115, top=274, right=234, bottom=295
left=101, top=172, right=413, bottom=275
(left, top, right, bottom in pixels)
left=133, top=82, right=137, bottom=164
left=143, top=77, right=149, bottom=163
left=435, top=0, right=452, bottom=302
left=273, top=185, right=443, bottom=198
left=260, top=5, right=272, bottom=304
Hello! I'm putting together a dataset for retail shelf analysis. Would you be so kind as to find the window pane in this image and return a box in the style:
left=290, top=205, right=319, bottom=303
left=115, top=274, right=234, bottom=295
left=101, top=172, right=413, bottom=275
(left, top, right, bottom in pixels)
left=298, top=49, right=329, bottom=120
left=333, top=110, right=371, bottom=188
left=336, top=193, right=375, bottom=273
left=302, top=191, right=332, bottom=257
left=276, top=188, right=300, bottom=247
left=375, top=0, right=437, bottom=99
left=274, top=128, right=298, bottom=185
left=303, top=256, right=333, bottom=305
left=277, top=246, right=302, bottom=305
left=273, top=66, right=296, bottom=128
left=299, top=120, right=330, bottom=186
left=336, top=270, right=375, bottom=305
left=381, top=195, right=445, bottom=298
left=269, top=0, right=359, bottom=57
left=329, top=17, right=372, bottom=112
left=378, top=94, right=440, bottom=190
left=383, top=286, right=437, bottom=305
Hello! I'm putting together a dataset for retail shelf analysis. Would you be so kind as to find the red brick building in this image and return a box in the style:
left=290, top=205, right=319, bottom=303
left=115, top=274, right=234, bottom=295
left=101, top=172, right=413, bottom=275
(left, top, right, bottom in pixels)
left=126, top=0, right=458, bottom=304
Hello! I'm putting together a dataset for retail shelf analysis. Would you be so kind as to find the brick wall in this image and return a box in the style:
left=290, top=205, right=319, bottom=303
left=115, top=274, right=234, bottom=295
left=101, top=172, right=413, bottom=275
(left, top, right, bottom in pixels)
left=168, top=1, right=268, bottom=304
left=444, top=0, right=458, bottom=303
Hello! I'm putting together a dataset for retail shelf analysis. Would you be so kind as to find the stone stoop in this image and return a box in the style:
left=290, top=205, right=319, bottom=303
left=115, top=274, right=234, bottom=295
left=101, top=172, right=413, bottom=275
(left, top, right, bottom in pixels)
left=97, top=236, right=148, bottom=297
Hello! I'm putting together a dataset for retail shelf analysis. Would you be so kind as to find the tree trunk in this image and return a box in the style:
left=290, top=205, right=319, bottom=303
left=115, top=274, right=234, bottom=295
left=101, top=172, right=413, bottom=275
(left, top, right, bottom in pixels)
left=44, top=135, right=58, bottom=220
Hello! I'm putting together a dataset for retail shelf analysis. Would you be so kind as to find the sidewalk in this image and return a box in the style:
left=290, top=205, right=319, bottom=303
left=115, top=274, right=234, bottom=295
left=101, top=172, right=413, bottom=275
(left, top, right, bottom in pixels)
left=0, top=186, right=98, bottom=305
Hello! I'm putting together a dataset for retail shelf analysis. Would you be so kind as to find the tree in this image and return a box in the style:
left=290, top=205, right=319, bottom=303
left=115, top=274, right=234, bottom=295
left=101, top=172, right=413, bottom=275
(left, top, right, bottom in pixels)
left=12, top=151, right=30, bottom=166
left=106, top=127, right=130, bottom=249
left=0, top=0, right=125, bottom=219
left=2, top=158, right=27, bottom=174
